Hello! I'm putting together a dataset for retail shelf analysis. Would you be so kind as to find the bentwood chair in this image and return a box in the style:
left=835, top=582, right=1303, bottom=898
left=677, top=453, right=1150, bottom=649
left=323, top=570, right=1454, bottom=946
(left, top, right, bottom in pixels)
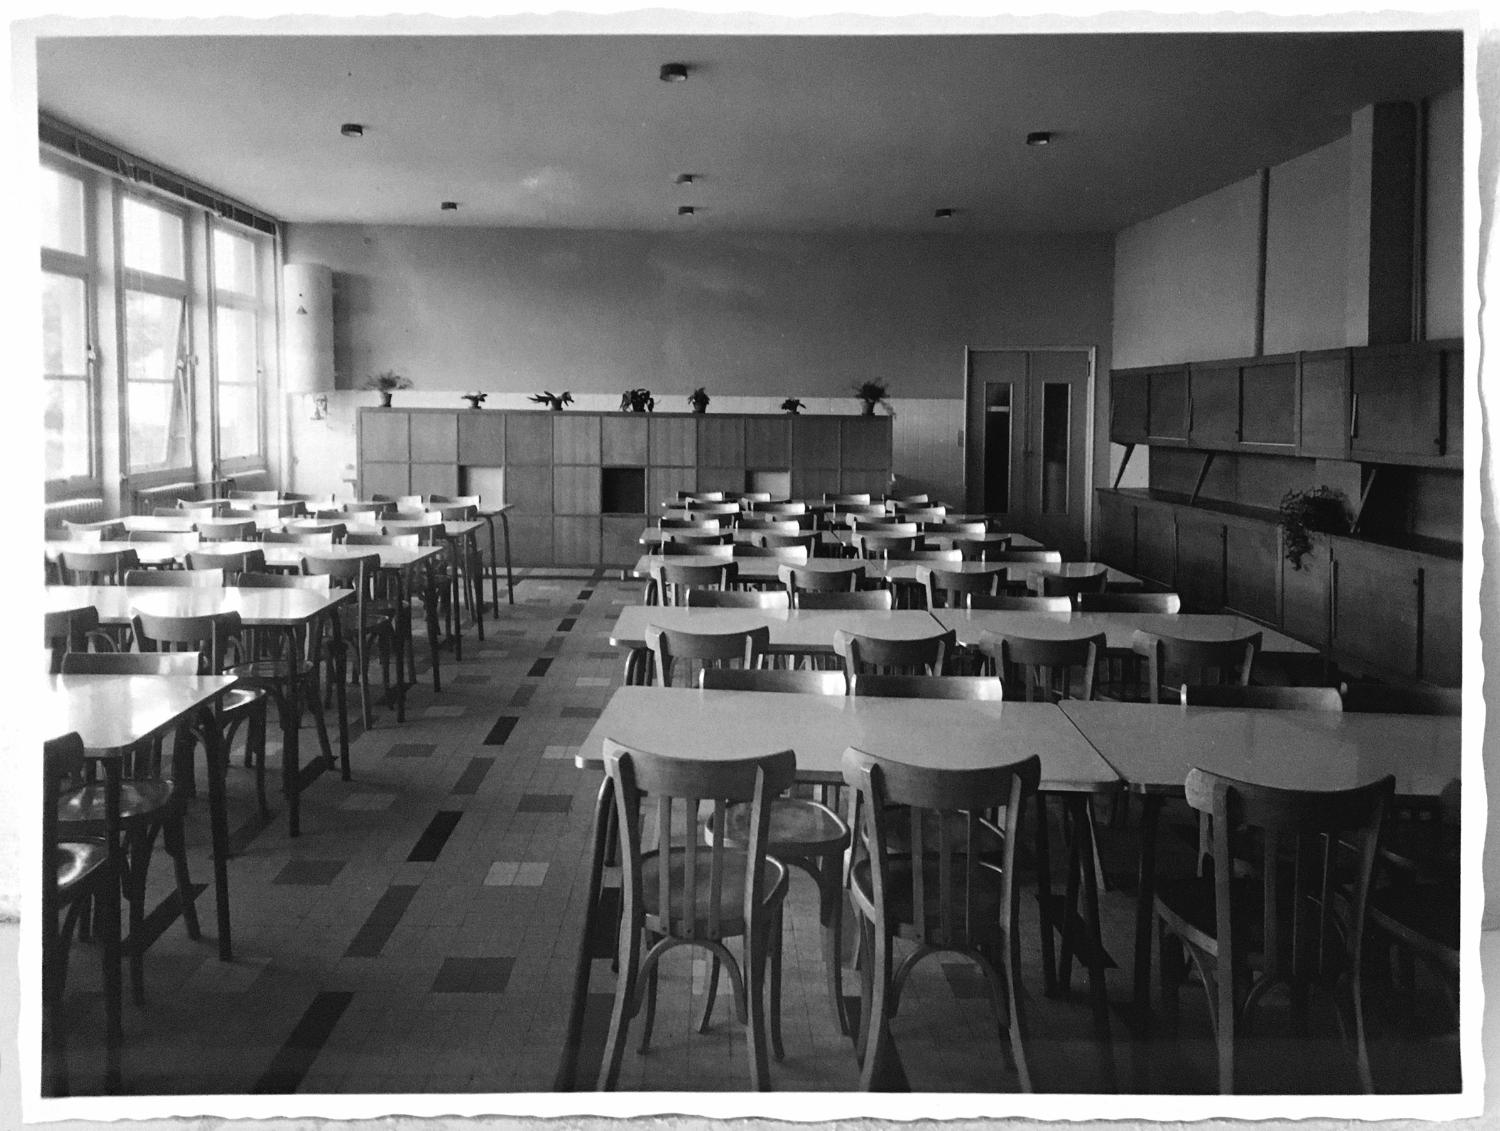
left=1340, top=681, right=1463, bottom=716
left=842, top=746, right=1040, bottom=1091
left=849, top=673, right=1004, bottom=699
left=1138, top=631, right=1261, bottom=705
left=792, top=588, right=894, bottom=611
left=758, top=532, right=820, bottom=555
left=835, top=629, right=956, bottom=678
left=855, top=531, right=920, bottom=558
left=301, top=552, right=394, bottom=728
left=194, top=519, right=258, bottom=543
left=1077, top=592, right=1183, bottom=614
left=824, top=492, right=872, bottom=506
left=597, top=741, right=794, bottom=1091
left=1154, top=769, right=1392, bottom=1093
left=185, top=548, right=268, bottom=582
left=685, top=588, right=791, bottom=610
left=965, top=594, right=1074, bottom=613
left=62, top=519, right=126, bottom=541
left=651, top=561, right=739, bottom=607
left=922, top=565, right=1007, bottom=609
left=43, top=732, right=120, bottom=1096
left=1181, top=684, right=1343, bottom=711
left=659, top=540, right=734, bottom=559
left=59, top=548, right=140, bottom=586
left=660, top=517, right=721, bottom=532
left=952, top=536, right=1014, bottom=561
left=776, top=563, right=864, bottom=597
left=122, top=568, right=225, bottom=588
left=45, top=605, right=114, bottom=673
left=645, top=624, right=769, bottom=687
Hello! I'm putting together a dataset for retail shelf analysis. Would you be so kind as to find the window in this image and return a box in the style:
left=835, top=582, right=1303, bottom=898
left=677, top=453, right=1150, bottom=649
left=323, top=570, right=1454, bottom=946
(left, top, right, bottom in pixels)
left=211, top=225, right=267, bottom=465
left=40, top=164, right=94, bottom=483
left=120, top=195, right=192, bottom=474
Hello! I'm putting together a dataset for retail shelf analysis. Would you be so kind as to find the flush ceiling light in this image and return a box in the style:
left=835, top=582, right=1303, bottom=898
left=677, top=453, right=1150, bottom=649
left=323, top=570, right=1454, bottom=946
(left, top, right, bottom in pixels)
left=659, top=62, right=689, bottom=82
left=678, top=205, right=696, bottom=217
left=440, top=201, right=458, bottom=211
left=934, top=208, right=955, bottom=220
left=674, top=173, right=698, bottom=185
left=340, top=123, right=365, bottom=138
left=1026, top=131, right=1053, bottom=147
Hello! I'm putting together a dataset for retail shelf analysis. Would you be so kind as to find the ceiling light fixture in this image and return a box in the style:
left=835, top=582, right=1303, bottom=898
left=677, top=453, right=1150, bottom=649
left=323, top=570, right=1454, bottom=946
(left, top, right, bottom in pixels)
left=674, top=173, right=697, bottom=185
left=340, top=123, right=364, bottom=138
left=934, top=208, right=955, bottom=220
left=678, top=205, right=696, bottom=217
left=441, top=201, right=458, bottom=211
left=659, top=62, right=689, bottom=83
left=1026, top=131, right=1053, bottom=147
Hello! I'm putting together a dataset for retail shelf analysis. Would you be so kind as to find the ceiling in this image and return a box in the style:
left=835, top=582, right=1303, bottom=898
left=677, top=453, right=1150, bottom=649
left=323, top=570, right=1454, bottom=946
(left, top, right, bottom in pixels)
left=34, top=31, right=1463, bottom=234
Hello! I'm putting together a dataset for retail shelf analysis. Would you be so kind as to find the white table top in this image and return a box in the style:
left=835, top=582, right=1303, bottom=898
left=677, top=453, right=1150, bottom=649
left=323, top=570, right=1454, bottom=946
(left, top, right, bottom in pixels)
left=631, top=554, right=861, bottom=581
left=929, top=609, right=1318, bottom=655
left=124, top=512, right=281, bottom=532
left=46, top=672, right=238, bottom=755
left=47, top=540, right=441, bottom=572
left=609, top=606, right=947, bottom=650
left=45, top=584, right=351, bottom=626
left=578, top=686, right=1121, bottom=792
left=1060, top=700, right=1461, bottom=800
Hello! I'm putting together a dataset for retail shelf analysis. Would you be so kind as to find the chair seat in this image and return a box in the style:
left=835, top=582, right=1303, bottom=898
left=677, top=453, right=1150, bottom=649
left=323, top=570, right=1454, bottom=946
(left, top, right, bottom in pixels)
left=229, top=658, right=317, bottom=682
left=58, top=779, right=177, bottom=826
left=219, top=686, right=266, bottom=715
left=1369, top=880, right=1460, bottom=953
left=640, top=847, right=786, bottom=937
left=852, top=854, right=1004, bottom=936
left=337, top=606, right=393, bottom=632
left=719, top=798, right=849, bottom=858
left=53, top=839, right=109, bottom=895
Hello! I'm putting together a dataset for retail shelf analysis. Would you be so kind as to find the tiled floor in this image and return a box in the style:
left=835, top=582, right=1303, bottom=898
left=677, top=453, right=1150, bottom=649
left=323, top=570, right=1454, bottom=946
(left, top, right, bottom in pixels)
left=48, top=571, right=1461, bottom=1096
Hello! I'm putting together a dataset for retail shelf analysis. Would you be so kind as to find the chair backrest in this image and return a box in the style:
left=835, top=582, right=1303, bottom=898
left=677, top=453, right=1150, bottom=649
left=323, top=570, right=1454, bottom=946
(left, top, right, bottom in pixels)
left=167, top=504, right=216, bottom=518
left=684, top=491, right=727, bottom=503
left=123, top=568, right=225, bottom=588
left=856, top=532, right=920, bottom=558
left=665, top=529, right=734, bottom=546
left=952, top=537, right=1015, bottom=562
left=281, top=492, right=334, bottom=506
left=230, top=489, right=279, bottom=504
left=343, top=501, right=393, bottom=517
left=824, top=493, right=872, bottom=505
left=1182, top=684, right=1343, bottom=711
left=792, top=589, right=894, bottom=611
left=699, top=668, right=847, bottom=695
left=262, top=529, right=337, bottom=545
left=131, top=609, right=242, bottom=674
left=777, top=563, right=864, bottom=594
left=195, top=519, right=258, bottom=542
left=603, top=740, right=794, bottom=942
left=1141, top=631, right=1261, bottom=704
left=250, top=502, right=300, bottom=519
left=685, top=588, right=790, bottom=610
left=964, top=594, right=1073, bottom=612
left=884, top=492, right=929, bottom=506
left=660, top=517, right=721, bottom=531
left=686, top=502, right=741, bottom=517
left=301, top=552, right=382, bottom=599
left=185, top=548, right=267, bottom=580
left=1184, top=767, right=1393, bottom=1018
left=737, top=492, right=772, bottom=504
left=59, top=547, right=140, bottom=585
left=758, top=532, right=819, bottom=553
left=1077, top=592, right=1183, bottom=614
left=732, top=543, right=808, bottom=564
left=1339, top=680, right=1462, bottom=716
left=734, top=517, right=800, bottom=536
left=1039, top=569, right=1110, bottom=600
left=979, top=630, right=1105, bottom=702
left=835, top=629, right=956, bottom=676
left=343, top=531, right=421, bottom=548
left=850, top=518, right=919, bottom=535
left=235, top=572, right=332, bottom=590
left=646, top=624, right=770, bottom=687
left=983, top=549, right=1064, bottom=564
left=430, top=493, right=483, bottom=508
left=749, top=500, right=807, bottom=516
left=923, top=565, right=1004, bottom=609
left=63, top=518, right=125, bottom=540
left=933, top=521, right=989, bottom=537
left=128, top=529, right=201, bottom=545
left=62, top=650, right=205, bottom=675
left=659, top=541, right=734, bottom=559
left=842, top=746, right=1039, bottom=950
left=652, top=561, right=739, bottom=606
left=849, top=674, right=1004, bottom=699
left=44, top=605, right=102, bottom=673
left=430, top=503, right=477, bottom=522
left=881, top=548, right=964, bottom=563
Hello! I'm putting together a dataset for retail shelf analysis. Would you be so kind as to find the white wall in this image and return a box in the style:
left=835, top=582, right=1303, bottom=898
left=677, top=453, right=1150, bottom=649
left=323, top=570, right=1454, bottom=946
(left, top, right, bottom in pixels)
left=1264, top=136, right=1350, bottom=354
left=1426, top=84, right=1464, bottom=339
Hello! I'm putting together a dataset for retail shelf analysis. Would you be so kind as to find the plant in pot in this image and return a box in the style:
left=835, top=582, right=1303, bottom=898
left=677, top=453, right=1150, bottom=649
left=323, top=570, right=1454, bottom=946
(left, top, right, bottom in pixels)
left=528, top=390, right=573, bottom=411
left=461, top=392, right=488, bottom=410
left=687, top=387, right=711, bottom=414
left=363, top=370, right=413, bottom=408
left=852, top=380, right=890, bottom=416
left=1279, top=486, right=1349, bottom=570
left=620, top=388, right=655, bottom=413
left=780, top=397, right=805, bottom=415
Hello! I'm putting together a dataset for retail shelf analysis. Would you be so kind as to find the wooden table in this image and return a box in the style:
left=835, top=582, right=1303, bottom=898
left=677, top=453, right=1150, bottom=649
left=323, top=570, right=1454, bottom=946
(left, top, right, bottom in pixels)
left=556, top=687, right=1124, bottom=1091
left=45, top=670, right=238, bottom=1087
left=46, top=585, right=352, bottom=837
left=1058, top=700, right=1463, bottom=1017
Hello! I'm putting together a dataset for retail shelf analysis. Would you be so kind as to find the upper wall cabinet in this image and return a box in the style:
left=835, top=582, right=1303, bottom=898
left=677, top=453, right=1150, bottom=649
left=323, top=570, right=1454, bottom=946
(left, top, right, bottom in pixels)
left=1109, top=369, right=1149, bottom=444
left=1146, top=366, right=1190, bottom=444
left=1298, top=348, right=1350, bottom=459
left=1188, top=354, right=1298, bottom=451
left=1349, top=339, right=1461, bottom=467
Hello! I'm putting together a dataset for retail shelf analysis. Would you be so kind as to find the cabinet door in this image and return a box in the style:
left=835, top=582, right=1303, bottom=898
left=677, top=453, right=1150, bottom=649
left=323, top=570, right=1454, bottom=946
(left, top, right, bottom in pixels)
left=360, top=462, right=409, bottom=500
left=1096, top=495, right=1136, bottom=571
left=649, top=416, right=696, bottom=466
left=554, top=414, right=602, bottom=465
left=554, top=467, right=601, bottom=515
left=840, top=417, right=890, bottom=470
left=1298, top=350, right=1350, bottom=459
left=1332, top=539, right=1419, bottom=679
left=360, top=410, right=410, bottom=461
left=1188, top=364, right=1240, bottom=447
left=1174, top=513, right=1226, bottom=612
left=409, top=462, right=458, bottom=499
left=1223, top=521, right=1279, bottom=624
left=1281, top=532, right=1331, bottom=649
left=409, top=413, right=457, bottom=463
left=1421, top=556, right=1462, bottom=687
left=1349, top=344, right=1443, bottom=461
left=1135, top=504, right=1175, bottom=587
left=506, top=414, right=554, bottom=465
left=744, top=417, right=790, bottom=467
left=1147, top=367, right=1189, bottom=444
left=791, top=417, right=841, bottom=469
left=1110, top=370, right=1149, bottom=444
left=1239, top=359, right=1298, bottom=448
left=601, top=415, right=648, bottom=465
left=553, top=516, right=601, bottom=566
left=1440, top=342, right=1463, bottom=463
left=649, top=467, right=696, bottom=511
left=457, top=412, right=506, bottom=465
left=697, top=418, right=745, bottom=467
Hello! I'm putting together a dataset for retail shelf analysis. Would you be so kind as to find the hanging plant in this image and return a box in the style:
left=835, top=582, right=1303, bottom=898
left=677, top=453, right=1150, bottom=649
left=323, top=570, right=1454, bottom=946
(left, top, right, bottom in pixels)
left=1279, top=486, right=1348, bottom=570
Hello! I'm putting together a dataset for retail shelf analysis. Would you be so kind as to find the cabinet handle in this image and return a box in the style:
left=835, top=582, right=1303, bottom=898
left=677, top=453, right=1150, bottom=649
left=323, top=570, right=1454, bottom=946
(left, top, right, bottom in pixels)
left=1349, top=392, right=1359, bottom=440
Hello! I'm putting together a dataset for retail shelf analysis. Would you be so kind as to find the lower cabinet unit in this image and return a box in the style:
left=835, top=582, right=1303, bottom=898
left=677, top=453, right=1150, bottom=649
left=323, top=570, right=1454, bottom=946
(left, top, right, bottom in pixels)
left=1332, top=539, right=1420, bottom=681
left=1223, top=520, right=1279, bottom=625
left=1174, top=513, right=1226, bottom=612
left=1097, top=494, right=1136, bottom=572
left=1134, top=504, right=1176, bottom=588
left=1280, top=533, right=1331, bottom=650
left=1420, top=556, right=1462, bottom=687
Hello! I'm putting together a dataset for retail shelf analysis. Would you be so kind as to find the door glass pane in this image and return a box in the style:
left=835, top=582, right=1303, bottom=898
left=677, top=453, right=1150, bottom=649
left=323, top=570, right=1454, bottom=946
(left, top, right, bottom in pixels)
left=42, top=271, right=90, bottom=480
left=41, top=167, right=86, bottom=255
left=983, top=382, right=1012, bottom=514
left=1041, top=382, right=1071, bottom=515
left=217, top=384, right=260, bottom=460
left=124, top=289, right=190, bottom=470
left=122, top=196, right=185, bottom=280
left=215, top=305, right=258, bottom=385
left=42, top=272, right=87, bottom=375
left=44, top=380, right=90, bottom=479
left=213, top=227, right=257, bottom=295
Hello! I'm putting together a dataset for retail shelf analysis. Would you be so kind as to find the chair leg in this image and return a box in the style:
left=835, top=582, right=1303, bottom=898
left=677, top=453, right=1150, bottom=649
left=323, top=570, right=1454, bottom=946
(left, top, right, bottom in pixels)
left=162, top=817, right=200, bottom=942
left=637, top=935, right=660, bottom=1053
left=746, top=919, right=773, bottom=1091
left=769, top=903, right=785, bottom=1061
left=859, top=926, right=893, bottom=1091
left=816, top=855, right=849, bottom=1034
left=596, top=920, right=642, bottom=1091
left=125, top=826, right=153, bottom=1005
left=249, top=703, right=270, bottom=819
left=697, top=955, right=720, bottom=1033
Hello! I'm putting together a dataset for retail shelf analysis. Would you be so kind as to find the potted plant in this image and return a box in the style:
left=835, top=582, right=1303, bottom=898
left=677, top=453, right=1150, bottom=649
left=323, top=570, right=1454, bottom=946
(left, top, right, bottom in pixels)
left=853, top=380, right=890, bottom=416
left=780, top=397, right=805, bottom=415
left=462, top=392, right=488, bottom=410
left=363, top=370, right=413, bottom=408
left=687, top=387, right=711, bottom=414
left=1279, top=486, right=1348, bottom=570
left=620, top=388, right=655, bottom=413
left=528, top=390, right=574, bottom=411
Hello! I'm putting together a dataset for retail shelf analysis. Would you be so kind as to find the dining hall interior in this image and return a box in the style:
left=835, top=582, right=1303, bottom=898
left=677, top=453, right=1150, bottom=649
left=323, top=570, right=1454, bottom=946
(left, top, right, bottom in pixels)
left=11, top=10, right=1500, bottom=1124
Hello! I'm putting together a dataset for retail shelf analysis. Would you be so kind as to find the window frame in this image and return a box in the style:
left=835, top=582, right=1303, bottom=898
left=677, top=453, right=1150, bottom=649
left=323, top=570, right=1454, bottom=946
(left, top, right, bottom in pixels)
left=40, top=158, right=100, bottom=499
left=209, top=218, right=272, bottom=476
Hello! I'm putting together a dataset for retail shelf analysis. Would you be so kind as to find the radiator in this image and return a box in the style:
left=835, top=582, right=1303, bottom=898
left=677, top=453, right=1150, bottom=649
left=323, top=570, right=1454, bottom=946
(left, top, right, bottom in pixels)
left=131, top=477, right=240, bottom=513
left=44, top=496, right=106, bottom=534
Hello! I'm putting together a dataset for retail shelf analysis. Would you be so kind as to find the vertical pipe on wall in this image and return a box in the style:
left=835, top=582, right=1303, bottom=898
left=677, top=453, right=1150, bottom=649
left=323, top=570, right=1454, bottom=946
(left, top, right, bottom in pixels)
left=1254, top=167, right=1270, bottom=357
left=1413, top=97, right=1429, bottom=342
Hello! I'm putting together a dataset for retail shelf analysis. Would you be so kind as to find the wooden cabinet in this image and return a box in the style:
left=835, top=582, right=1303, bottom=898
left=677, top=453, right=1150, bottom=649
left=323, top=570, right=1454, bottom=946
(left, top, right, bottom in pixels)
left=360, top=462, right=409, bottom=500
left=1096, top=493, right=1135, bottom=571
left=457, top=412, right=506, bottom=465
left=1239, top=357, right=1298, bottom=449
left=409, top=463, right=458, bottom=498
left=1135, top=503, right=1176, bottom=587
left=409, top=413, right=457, bottom=463
left=554, top=466, right=601, bottom=515
left=840, top=418, right=891, bottom=470
left=1349, top=343, right=1444, bottom=463
left=1223, top=520, right=1280, bottom=625
left=1280, top=531, right=1331, bottom=649
left=744, top=417, right=790, bottom=467
left=554, top=415, right=601, bottom=465
left=506, top=414, right=553, bottom=465
left=360, top=410, right=409, bottom=461
left=1147, top=367, right=1189, bottom=444
left=1297, top=348, right=1350, bottom=459
left=1332, top=539, right=1420, bottom=680
left=792, top=417, right=841, bottom=468
left=697, top=418, right=744, bottom=467
left=1174, top=511, right=1226, bottom=612
left=1188, top=363, right=1240, bottom=447
left=649, top=417, right=696, bottom=466
left=1420, top=556, right=1462, bottom=687
left=601, top=415, right=648, bottom=465
left=1110, top=369, right=1149, bottom=444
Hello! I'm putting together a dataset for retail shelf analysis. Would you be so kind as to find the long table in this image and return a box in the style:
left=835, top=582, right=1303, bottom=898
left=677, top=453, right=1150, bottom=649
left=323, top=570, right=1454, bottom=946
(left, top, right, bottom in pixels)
left=556, top=687, right=1124, bottom=1090
left=46, top=584, right=352, bottom=836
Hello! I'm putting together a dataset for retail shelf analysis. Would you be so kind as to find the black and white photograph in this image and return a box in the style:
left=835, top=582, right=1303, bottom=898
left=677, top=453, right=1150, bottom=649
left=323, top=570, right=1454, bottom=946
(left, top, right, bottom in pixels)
left=4, top=3, right=1497, bottom=1127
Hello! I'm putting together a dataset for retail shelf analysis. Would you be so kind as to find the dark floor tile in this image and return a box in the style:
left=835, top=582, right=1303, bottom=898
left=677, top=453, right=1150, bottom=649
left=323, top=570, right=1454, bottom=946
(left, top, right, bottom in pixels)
left=251, top=991, right=354, bottom=1093
left=484, top=716, right=519, bottom=745
left=431, top=956, right=515, bottom=994
left=577, top=589, right=594, bottom=600
left=527, top=658, right=553, bottom=678
left=509, top=686, right=536, bottom=708
left=385, top=742, right=437, bottom=760
left=557, top=617, right=577, bottom=632
left=542, top=635, right=567, bottom=653
left=136, top=883, right=207, bottom=952
left=560, top=706, right=600, bottom=719
left=407, top=811, right=463, bottom=862
left=273, top=860, right=346, bottom=886
left=517, top=793, right=573, bottom=814
left=343, top=885, right=419, bottom=958
left=450, top=756, right=495, bottom=796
